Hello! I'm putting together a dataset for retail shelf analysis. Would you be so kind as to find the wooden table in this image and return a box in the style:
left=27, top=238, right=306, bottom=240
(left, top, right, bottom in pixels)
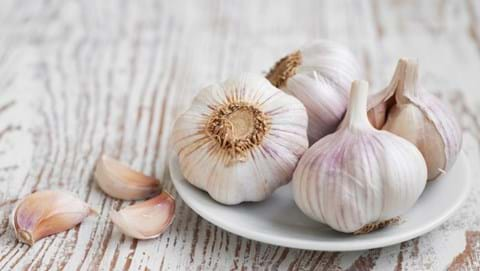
left=1, top=0, right=479, bottom=270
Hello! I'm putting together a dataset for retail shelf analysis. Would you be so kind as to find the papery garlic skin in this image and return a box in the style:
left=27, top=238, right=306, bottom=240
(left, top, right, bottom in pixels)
left=110, top=191, right=175, bottom=239
left=94, top=155, right=161, bottom=200
left=267, top=40, right=363, bottom=143
left=368, top=58, right=463, bottom=180
left=10, top=190, right=94, bottom=245
left=292, top=81, right=427, bottom=233
left=172, top=73, right=308, bottom=205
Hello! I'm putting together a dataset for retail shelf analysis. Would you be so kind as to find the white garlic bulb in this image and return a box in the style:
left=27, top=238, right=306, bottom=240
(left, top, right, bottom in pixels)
left=368, top=58, right=463, bottom=180
left=172, top=73, right=309, bottom=205
left=266, top=40, right=363, bottom=143
left=292, top=80, right=427, bottom=234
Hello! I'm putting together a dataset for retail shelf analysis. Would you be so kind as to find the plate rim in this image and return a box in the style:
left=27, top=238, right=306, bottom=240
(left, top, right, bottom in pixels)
left=169, top=152, right=471, bottom=251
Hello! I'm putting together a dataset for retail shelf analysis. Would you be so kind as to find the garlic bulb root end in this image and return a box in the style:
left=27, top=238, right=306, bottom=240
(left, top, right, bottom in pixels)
left=353, top=217, right=401, bottom=235
left=205, top=101, right=270, bottom=165
left=266, top=50, right=302, bottom=88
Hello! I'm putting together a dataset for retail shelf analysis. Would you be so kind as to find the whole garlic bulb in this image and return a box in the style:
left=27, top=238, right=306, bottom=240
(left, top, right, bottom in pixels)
left=266, top=40, right=363, bottom=143
left=172, top=73, right=309, bottom=205
left=368, top=58, right=463, bottom=180
left=292, top=80, right=427, bottom=234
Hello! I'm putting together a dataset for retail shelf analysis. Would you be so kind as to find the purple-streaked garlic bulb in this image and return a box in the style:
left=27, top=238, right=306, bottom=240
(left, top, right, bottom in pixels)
left=368, top=58, right=463, bottom=180
left=172, top=73, right=309, bottom=205
left=292, top=80, right=427, bottom=234
left=266, top=40, right=363, bottom=144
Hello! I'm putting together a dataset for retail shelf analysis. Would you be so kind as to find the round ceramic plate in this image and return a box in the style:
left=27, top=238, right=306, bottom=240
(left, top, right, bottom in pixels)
left=169, top=153, right=471, bottom=251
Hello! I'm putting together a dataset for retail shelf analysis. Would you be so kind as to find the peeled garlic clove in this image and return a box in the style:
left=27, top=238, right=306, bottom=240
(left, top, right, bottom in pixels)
left=94, top=155, right=160, bottom=200
left=266, top=40, right=363, bottom=143
left=172, top=73, right=308, bottom=205
left=368, top=58, right=463, bottom=180
left=10, top=190, right=94, bottom=245
left=110, top=191, right=175, bottom=239
left=292, top=80, right=427, bottom=233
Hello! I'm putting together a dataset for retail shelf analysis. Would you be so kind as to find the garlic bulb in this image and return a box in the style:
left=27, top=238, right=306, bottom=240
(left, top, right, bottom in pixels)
left=368, top=58, right=463, bottom=180
left=10, top=190, right=94, bottom=245
left=292, top=80, right=427, bottom=234
left=110, top=191, right=175, bottom=239
left=172, top=73, right=309, bottom=205
left=94, top=155, right=161, bottom=200
left=266, top=40, right=363, bottom=143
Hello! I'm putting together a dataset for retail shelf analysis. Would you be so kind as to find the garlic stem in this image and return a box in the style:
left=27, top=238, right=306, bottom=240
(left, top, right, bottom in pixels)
left=344, top=80, right=371, bottom=129
left=394, top=58, right=421, bottom=104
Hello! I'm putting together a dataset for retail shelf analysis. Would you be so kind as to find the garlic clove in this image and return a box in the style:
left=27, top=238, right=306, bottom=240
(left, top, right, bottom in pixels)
left=368, top=58, right=463, bottom=180
left=110, top=191, right=175, bottom=239
left=292, top=80, right=427, bottom=233
left=367, top=87, right=396, bottom=129
left=94, top=155, right=161, bottom=200
left=366, top=61, right=403, bottom=129
left=10, top=190, right=94, bottom=245
left=383, top=103, right=446, bottom=180
left=172, top=73, right=308, bottom=205
left=267, top=40, right=363, bottom=143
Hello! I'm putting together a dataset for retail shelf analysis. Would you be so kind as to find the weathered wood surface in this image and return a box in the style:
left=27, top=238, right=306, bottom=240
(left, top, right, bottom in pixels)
left=0, top=0, right=479, bottom=270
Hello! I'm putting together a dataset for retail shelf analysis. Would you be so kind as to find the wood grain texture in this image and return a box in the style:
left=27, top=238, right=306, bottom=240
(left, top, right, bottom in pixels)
left=0, top=0, right=479, bottom=270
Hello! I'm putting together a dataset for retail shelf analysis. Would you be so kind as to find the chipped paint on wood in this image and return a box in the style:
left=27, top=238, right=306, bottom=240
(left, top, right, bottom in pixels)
left=448, top=231, right=480, bottom=270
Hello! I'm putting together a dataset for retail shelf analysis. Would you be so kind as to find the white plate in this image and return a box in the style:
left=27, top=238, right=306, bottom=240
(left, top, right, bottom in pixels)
left=169, top=153, right=471, bottom=251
